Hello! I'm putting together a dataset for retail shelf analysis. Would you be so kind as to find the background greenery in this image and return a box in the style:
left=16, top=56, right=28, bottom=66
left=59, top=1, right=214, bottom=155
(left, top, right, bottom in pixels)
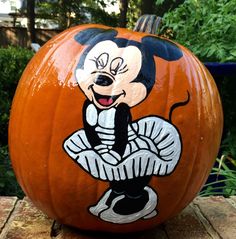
left=160, top=0, right=236, bottom=62
left=35, top=0, right=118, bottom=28
left=0, top=47, right=33, bottom=197
left=0, top=0, right=235, bottom=197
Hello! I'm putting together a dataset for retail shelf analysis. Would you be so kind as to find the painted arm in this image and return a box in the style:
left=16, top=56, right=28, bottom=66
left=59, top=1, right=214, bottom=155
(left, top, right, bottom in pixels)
left=112, top=103, right=131, bottom=157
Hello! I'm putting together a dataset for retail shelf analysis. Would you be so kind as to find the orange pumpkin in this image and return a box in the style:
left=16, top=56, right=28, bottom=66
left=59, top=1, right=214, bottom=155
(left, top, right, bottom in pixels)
left=9, top=23, right=223, bottom=233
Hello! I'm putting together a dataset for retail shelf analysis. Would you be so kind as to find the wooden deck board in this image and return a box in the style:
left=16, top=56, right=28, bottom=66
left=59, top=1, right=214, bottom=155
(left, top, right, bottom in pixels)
left=0, top=196, right=235, bottom=238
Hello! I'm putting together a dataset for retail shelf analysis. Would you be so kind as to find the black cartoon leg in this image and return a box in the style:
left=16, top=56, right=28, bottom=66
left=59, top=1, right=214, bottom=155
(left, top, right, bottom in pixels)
left=107, top=176, right=152, bottom=215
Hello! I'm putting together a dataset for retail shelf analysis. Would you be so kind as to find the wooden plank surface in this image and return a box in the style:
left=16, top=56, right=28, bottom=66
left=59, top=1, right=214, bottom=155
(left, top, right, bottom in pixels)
left=164, top=204, right=212, bottom=239
left=0, top=197, right=53, bottom=239
left=0, top=197, right=18, bottom=234
left=56, top=225, right=168, bottom=239
left=194, top=196, right=236, bottom=239
left=0, top=196, right=236, bottom=238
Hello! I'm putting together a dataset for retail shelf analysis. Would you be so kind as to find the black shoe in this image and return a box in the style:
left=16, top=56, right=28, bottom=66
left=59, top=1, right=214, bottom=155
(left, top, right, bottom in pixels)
left=113, top=190, right=149, bottom=215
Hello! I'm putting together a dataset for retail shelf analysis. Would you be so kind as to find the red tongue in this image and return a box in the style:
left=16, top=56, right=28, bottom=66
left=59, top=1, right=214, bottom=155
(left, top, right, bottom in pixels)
left=98, top=98, right=113, bottom=106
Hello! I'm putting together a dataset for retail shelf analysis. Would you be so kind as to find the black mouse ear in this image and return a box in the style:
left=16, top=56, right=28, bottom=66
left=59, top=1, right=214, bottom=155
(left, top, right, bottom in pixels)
left=142, top=36, right=183, bottom=61
left=74, top=28, right=118, bottom=46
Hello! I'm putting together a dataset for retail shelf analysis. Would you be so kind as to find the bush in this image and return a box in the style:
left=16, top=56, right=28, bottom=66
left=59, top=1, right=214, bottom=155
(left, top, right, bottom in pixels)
left=0, top=146, right=24, bottom=197
left=0, top=47, right=34, bottom=145
left=0, top=46, right=33, bottom=196
left=161, top=0, right=236, bottom=62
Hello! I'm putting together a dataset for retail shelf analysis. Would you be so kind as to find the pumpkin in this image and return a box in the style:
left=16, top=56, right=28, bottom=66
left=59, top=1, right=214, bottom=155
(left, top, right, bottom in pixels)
left=9, top=20, right=223, bottom=233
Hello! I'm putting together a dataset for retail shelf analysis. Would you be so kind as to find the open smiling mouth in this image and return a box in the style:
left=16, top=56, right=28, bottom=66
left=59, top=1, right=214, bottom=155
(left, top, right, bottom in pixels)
left=89, top=85, right=125, bottom=107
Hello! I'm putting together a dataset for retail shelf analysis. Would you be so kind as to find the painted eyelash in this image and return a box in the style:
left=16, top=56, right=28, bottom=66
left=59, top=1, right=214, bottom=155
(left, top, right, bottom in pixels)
left=90, top=53, right=109, bottom=69
left=110, top=57, right=129, bottom=75
left=90, top=57, right=106, bottom=68
left=90, top=54, right=129, bottom=75
left=117, top=64, right=128, bottom=74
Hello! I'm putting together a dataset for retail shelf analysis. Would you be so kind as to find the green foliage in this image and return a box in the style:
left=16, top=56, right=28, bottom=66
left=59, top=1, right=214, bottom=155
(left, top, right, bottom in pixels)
left=126, top=0, right=142, bottom=29
left=199, top=115, right=236, bottom=197
left=0, top=46, right=33, bottom=196
left=36, top=0, right=118, bottom=29
left=161, top=0, right=236, bottom=62
left=200, top=112, right=236, bottom=197
left=200, top=156, right=236, bottom=197
left=156, top=0, right=165, bottom=4
left=0, top=47, right=33, bottom=145
left=83, top=4, right=118, bottom=27
left=0, top=146, right=24, bottom=197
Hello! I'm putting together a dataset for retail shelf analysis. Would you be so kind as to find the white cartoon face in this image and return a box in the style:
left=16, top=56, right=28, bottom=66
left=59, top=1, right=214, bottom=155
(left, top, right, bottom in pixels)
left=75, top=40, right=147, bottom=109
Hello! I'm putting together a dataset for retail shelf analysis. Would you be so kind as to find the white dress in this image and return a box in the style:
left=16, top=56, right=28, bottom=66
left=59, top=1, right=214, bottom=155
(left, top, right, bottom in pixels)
left=63, top=103, right=182, bottom=181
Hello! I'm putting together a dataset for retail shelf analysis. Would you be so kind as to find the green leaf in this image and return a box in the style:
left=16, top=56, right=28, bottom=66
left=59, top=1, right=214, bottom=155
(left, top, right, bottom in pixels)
left=230, top=50, right=236, bottom=57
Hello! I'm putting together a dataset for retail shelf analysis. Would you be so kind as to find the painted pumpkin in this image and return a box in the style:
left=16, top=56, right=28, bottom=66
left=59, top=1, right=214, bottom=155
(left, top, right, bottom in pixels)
left=9, top=24, right=223, bottom=233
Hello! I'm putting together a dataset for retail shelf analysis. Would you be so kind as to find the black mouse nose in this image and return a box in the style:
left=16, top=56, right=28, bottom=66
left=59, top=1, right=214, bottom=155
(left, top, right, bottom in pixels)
left=94, top=75, right=113, bottom=86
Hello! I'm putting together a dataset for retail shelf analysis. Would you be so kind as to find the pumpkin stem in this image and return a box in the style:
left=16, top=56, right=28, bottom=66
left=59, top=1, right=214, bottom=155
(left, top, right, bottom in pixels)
left=133, top=15, right=162, bottom=34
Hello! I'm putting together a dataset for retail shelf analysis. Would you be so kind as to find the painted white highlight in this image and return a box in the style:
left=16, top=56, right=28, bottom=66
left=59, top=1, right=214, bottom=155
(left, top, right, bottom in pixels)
left=91, top=186, right=158, bottom=224
left=64, top=129, right=91, bottom=159
left=94, top=144, right=107, bottom=151
left=95, top=126, right=114, bottom=134
left=98, top=133, right=115, bottom=140
left=86, top=104, right=98, bottom=126
left=98, top=108, right=116, bottom=128
left=101, top=140, right=114, bottom=145
left=101, top=151, right=121, bottom=165
left=89, top=189, right=111, bottom=216
left=143, top=209, right=158, bottom=219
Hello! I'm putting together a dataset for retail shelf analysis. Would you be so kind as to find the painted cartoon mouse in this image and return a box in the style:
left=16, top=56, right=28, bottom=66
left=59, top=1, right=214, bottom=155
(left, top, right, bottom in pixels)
left=63, top=28, right=189, bottom=224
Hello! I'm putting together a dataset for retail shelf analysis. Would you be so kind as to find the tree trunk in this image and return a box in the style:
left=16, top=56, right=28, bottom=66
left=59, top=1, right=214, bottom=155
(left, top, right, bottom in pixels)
left=58, top=0, right=68, bottom=29
left=119, top=0, right=128, bottom=28
left=27, top=0, right=36, bottom=43
left=141, top=0, right=155, bottom=15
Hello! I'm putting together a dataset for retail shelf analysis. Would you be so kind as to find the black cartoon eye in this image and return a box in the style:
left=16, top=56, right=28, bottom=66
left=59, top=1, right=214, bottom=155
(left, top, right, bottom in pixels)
left=90, top=52, right=109, bottom=70
left=110, top=57, right=128, bottom=75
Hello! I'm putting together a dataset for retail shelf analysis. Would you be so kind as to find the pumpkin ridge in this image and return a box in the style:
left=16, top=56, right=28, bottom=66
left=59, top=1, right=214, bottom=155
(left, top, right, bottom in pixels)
left=189, top=58, right=215, bottom=195
left=44, top=84, right=65, bottom=219
left=168, top=53, right=202, bottom=217
left=195, top=56, right=216, bottom=179
left=21, top=39, right=67, bottom=214
left=164, top=58, right=171, bottom=120
left=44, top=56, right=79, bottom=219
left=194, top=55, right=222, bottom=187
left=9, top=45, right=58, bottom=197
left=45, top=35, right=90, bottom=219
left=9, top=92, right=29, bottom=196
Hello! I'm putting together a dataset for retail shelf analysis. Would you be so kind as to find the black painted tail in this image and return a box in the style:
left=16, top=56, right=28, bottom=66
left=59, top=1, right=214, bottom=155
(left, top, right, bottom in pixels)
left=169, top=91, right=190, bottom=122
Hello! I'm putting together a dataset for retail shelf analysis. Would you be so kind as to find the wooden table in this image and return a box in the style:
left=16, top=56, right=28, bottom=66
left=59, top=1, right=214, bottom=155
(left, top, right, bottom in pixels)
left=0, top=196, right=236, bottom=238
